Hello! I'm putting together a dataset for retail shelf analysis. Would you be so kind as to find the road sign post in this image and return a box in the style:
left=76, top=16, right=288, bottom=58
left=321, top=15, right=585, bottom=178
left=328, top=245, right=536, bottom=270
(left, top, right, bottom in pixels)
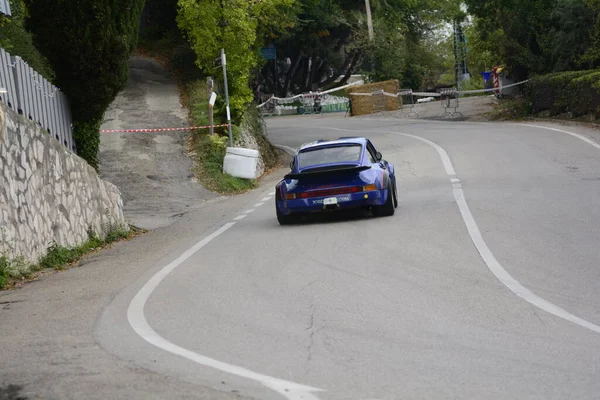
left=221, top=48, right=233, bottom=147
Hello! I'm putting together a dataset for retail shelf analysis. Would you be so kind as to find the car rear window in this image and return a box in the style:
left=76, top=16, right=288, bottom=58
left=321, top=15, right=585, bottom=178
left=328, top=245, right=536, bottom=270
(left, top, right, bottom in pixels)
left=297, top=144, right=362, bottom=167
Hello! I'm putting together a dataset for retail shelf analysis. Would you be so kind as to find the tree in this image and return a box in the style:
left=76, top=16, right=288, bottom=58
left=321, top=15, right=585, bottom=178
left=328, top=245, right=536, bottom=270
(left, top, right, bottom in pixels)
left=0, top=0, right=54, bottom=81
left=177, top=0, right=297, bottom=119
left=24, top=0, right=146, bottom=169
left=582, top=0, right=600, bottom=67
left=464, top=0, right=556, bottom=80
left=256, top=0, right=366, bottom=97
left=544, top=0, right=599, bottom=71
left=360, top=0, right=461, bottom=89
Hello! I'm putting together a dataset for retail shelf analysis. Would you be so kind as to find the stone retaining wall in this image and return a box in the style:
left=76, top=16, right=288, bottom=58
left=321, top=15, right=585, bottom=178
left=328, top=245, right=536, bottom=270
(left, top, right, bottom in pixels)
left=0, top=103, right=128, bottom=265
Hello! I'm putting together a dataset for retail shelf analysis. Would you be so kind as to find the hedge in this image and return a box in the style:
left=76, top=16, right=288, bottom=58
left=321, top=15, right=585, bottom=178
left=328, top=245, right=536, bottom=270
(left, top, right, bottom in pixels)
left=527, top=69, right=600, bottom=119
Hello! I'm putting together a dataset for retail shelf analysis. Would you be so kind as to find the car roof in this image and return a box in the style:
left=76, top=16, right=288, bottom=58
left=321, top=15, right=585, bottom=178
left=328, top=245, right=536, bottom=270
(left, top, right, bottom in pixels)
left=297, top=137, right=367, bottom=152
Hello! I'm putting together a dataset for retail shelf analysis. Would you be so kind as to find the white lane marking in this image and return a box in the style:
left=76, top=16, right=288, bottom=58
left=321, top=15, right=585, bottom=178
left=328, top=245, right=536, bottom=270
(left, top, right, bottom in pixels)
left=514, top=123, right=600, bottom=151
left=262, top=196, right=272, bottom=202
left=307, top=126, right=600, bottom=334
left=234, top=215, right=247, bottom=221
left=127, top=222, right=325, bottom=399
left=450, top=178, right=460, bottom=184
left=254, top=202, right=264, bottom=208
left=244, top=208, right=256, bottom=214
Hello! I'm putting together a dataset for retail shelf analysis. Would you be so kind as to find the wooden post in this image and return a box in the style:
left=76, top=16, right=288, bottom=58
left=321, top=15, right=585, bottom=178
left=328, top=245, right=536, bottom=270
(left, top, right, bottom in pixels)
left=208, top=76, right=214, bottom=135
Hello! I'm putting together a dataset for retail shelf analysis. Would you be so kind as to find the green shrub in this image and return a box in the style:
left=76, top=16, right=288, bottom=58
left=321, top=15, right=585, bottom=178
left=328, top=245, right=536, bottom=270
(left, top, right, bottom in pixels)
left=0, top=256, right=8, bottom=288
left=527, top=69, right=600, bottom=118
left=72, top=118, right=101, bottom=171
left=0, top=0, right=55, bottom=80
left=24, top=0, right=146, bottom=169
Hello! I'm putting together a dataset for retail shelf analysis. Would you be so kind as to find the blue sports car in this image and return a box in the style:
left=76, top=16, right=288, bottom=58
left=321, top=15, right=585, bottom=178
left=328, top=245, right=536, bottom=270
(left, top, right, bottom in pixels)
left=275, top=137, right=398, bottom=225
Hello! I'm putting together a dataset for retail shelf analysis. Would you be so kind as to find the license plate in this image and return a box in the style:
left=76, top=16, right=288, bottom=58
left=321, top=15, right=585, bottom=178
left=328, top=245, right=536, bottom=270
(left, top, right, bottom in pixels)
left=323, top=197, right=338, bottom=205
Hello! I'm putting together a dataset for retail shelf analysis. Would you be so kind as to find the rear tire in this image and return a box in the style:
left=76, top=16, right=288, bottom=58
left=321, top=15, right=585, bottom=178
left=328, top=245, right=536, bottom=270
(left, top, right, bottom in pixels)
left=276, top=199, right=294, bottom=225
left=392, top=179, right=398, bottom=208
left=374, top=183, right=395, bottom=217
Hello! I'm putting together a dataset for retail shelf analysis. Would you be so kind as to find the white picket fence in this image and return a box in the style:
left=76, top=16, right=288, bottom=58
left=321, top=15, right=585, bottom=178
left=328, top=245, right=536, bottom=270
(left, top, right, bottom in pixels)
left=0, top=48, right=75, bottom=153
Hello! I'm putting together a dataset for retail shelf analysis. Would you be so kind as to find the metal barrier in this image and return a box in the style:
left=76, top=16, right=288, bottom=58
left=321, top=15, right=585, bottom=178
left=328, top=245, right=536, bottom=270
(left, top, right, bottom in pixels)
left=396, top=89, right=419, bottom=118
left=438, top=88, right=462, bottom=118
left=259, top=93, right=276, bottom=117
left=0, top=48, right=75, bottom=152
left=371, top=89, right=386, bottom=114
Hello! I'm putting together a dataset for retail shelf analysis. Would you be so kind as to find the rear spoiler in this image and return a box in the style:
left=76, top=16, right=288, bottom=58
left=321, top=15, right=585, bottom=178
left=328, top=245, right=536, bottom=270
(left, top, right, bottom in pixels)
left=285, top=165, right=371, bottom=180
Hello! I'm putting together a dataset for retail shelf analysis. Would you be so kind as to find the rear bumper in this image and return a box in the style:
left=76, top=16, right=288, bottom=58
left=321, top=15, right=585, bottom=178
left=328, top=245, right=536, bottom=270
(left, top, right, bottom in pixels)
left=277, top=190, right=388, bottom=215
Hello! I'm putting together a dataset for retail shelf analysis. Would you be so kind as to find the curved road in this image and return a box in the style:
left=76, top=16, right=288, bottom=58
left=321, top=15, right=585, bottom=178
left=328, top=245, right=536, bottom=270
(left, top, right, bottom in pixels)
left=1, top=116, right=599, bottom=400
left=98, top=116, right=600, bottom=399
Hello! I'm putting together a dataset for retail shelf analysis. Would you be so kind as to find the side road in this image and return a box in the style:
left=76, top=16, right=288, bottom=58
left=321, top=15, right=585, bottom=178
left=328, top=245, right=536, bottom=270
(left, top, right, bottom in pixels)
left=0, top=170, right=286, bottom=400
left=99, top=56, right=219, bottom=230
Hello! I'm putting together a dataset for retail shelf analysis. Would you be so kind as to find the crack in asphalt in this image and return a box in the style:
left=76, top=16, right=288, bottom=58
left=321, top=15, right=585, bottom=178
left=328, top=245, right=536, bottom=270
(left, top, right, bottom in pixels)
left=304, top=294, right=317, bottom=379
left=403, top=160, right=418, bottom=178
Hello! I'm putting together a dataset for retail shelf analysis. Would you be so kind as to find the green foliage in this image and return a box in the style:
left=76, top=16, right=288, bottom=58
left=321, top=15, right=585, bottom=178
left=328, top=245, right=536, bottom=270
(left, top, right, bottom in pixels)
left=464, top=0, right=600, bottom=78
left=462, top=18, right=503, bottom=75
left=177, top=0, right=296, bottom=118
left=0, top=0, right=54, bottom=80
left=0, top=256, right=9, bottom=288
left=194, top=133, right=258, bottom=194
left=24, top=0, right=146, bottom=169
left=487, top=96, right=533, bottom=121
left=527, top=69, right=600, bottom=117
left=72, top=118, right=101, bottom=171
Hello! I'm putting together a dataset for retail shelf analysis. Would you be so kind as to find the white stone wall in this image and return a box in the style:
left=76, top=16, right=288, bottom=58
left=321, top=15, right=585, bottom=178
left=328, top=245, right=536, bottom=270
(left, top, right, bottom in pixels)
left=0, top=103, right=128, bottom=265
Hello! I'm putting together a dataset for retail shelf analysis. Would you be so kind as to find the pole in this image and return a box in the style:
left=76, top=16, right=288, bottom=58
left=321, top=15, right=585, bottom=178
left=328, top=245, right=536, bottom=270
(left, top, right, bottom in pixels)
left=221, top=48, right=233, bottom=147
left=365, top=0, right=374, bottom=42
left=207, top=76, right=214, bottom=135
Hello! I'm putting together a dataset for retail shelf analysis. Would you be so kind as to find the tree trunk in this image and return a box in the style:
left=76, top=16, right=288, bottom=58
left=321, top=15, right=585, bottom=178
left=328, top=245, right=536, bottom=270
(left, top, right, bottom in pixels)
left=325, top=52, right=360, bottom=89
left=283, top=52, right=303, bottom=97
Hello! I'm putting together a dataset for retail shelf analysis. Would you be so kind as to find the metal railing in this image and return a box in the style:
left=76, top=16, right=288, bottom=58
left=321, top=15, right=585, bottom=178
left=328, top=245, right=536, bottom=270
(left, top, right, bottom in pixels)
left=0, top=48, right=75, bottom=152
left=0, top=0, right=11, bottom=16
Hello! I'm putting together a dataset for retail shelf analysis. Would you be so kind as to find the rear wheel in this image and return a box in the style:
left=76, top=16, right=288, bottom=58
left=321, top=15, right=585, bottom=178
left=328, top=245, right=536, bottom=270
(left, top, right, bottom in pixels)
left=373, top=183, right=395, bottom=217
left=276, top=198, right=295, bottom=225
left=392, top=179, right=398, bottom=208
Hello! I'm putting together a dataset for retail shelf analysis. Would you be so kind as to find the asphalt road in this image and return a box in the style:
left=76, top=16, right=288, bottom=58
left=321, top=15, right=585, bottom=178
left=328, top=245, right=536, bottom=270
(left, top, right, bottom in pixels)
left=2, top=115, right=600, bottom=400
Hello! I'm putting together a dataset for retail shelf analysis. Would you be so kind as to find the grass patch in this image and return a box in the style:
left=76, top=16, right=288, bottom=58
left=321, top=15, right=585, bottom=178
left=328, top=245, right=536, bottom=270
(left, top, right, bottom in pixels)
left=486, top=96, right=533, bottom=121
left=194, top=133, right=258, bottom=194
left=0, top=223, right=140, bottom=290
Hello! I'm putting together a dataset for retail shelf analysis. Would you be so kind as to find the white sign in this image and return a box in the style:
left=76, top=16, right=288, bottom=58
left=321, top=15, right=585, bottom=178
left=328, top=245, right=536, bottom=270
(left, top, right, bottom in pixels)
left=209, top=92, right=217, bottom=107
left=226, top=106, right=231, bottom=121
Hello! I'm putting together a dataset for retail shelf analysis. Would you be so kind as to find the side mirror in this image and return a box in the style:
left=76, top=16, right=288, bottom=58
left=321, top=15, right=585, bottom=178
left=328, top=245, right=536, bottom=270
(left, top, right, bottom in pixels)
left=375, top=151, right=382, bottom=161
left=289, top=161, right=295, bottom=169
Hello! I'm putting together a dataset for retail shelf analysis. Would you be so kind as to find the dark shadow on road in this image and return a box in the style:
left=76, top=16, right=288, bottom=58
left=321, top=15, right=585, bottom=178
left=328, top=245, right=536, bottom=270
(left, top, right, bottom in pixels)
left=0, top=385, right=28, bottom=400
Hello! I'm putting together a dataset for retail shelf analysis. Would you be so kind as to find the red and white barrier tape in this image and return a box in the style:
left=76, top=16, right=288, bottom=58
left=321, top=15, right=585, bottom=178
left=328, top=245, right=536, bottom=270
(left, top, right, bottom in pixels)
left=99, top=123, right=231, bottom=133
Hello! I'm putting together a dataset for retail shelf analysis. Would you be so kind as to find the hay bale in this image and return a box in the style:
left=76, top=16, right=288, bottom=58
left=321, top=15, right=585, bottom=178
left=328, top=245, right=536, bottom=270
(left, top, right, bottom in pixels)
left=349, top=80, right=401, bottom=116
